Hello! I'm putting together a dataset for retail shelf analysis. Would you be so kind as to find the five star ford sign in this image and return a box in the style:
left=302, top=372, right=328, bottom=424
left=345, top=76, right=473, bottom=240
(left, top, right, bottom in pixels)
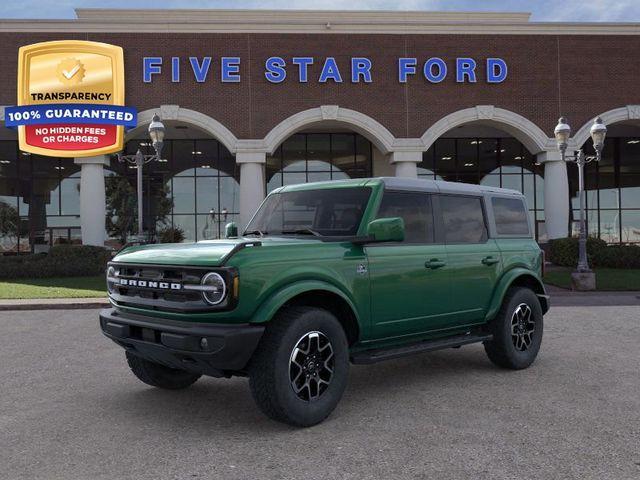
left=4, top=40, right=137, bottom=157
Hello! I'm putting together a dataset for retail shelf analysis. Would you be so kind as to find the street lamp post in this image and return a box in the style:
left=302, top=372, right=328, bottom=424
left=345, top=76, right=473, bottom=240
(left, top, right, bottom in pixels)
left=553, top=116, right=607, bottom=289
left=117, top=114, right=166, bottom=240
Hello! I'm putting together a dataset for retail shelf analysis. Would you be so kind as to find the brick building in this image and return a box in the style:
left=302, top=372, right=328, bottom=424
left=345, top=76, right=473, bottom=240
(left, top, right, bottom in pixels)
left=0, top=9, right=639, bottom=251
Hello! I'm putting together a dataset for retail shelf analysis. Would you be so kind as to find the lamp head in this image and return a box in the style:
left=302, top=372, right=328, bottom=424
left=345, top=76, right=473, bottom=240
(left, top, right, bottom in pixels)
left=148, top=113, right=165, bottom=157
left=554, top=117, right=571, bottom=153
left=590, top=116, right=607, bottom=155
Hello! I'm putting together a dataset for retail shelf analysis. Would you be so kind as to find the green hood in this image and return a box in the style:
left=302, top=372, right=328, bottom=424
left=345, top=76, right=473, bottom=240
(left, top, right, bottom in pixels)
left=113, top=237, right=321, bottom=267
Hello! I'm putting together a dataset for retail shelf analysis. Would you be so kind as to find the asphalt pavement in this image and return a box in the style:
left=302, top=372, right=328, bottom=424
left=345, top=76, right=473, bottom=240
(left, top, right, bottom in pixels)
left=1, top=306, right=639, bottom=480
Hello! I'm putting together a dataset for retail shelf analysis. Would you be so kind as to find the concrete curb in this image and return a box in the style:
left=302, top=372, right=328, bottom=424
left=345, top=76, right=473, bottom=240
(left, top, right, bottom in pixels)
left=0, top=298, right=110, bottom=311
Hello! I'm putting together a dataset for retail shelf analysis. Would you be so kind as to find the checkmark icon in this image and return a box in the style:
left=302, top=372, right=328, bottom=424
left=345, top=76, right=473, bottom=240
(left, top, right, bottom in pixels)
left=62, top=64, right=80, bottom=79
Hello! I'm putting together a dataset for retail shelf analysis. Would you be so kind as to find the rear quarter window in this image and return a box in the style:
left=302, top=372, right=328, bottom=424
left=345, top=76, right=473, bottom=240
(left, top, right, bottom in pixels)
left=492, top=197, right=530, bottom=236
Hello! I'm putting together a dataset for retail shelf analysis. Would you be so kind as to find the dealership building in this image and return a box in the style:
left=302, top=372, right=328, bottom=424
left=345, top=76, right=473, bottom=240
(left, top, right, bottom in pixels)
left=0, top=8, right=639, bottom=252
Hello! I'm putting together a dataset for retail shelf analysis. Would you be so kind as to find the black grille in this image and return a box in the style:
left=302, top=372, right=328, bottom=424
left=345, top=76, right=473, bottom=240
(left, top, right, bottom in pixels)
left=107, top=263, right=232, bottom=313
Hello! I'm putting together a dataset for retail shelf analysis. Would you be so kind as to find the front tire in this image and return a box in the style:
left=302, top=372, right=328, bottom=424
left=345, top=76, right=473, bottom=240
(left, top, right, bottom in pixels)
left=248, top=307, right=349, bottom=427
left=125, top=352, right=201, bottom=390
left=484, top=287, right=543, bottom=370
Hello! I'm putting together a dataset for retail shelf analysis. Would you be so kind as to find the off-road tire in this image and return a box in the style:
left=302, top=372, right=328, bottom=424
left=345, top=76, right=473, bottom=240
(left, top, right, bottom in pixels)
left=125, top=351, right=201, bottom=390
left=484, top=287, right=543, bottom=370
left=248, top=307, right=349, bottom=427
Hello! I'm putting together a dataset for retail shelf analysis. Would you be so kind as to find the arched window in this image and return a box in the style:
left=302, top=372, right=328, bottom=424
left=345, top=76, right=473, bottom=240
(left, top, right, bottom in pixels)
left=111, top=138, right=240, bottom=244
left=266, top=133, right=373, bottom=193
left=419, top=136, right=545, bottom=241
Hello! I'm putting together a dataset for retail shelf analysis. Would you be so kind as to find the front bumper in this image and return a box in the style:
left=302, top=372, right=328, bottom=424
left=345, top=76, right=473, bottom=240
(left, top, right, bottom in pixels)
left=99, top=308, right=264, bottom=377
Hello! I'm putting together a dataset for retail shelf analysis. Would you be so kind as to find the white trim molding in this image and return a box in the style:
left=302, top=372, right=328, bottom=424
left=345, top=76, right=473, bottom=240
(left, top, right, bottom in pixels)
left=2, top=10, right=639, bottom=35
left=572, top=105, right=640, bottom=148
left=420, top=106, right=553, bottom=154
left=128, top=106, right=239, bottom=154
left=263, top=106, right=396, bottom=155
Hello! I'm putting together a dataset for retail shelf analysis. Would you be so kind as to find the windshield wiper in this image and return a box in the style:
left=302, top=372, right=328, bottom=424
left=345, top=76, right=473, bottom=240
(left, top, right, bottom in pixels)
left=281, top=228, right=322, bottom=237
left=243, top=229, right=267, bottom=237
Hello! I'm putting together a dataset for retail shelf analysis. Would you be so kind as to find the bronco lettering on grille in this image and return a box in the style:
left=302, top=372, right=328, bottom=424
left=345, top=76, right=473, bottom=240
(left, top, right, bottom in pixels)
left=118, top=278, right=182, bottom=290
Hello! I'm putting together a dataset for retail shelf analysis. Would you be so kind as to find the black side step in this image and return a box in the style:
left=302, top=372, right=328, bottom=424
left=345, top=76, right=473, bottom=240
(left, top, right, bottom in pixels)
left=350, top=333, right=493, bottom=365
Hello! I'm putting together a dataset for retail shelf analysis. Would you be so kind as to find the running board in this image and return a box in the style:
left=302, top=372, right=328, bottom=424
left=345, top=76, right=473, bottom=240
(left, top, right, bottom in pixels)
left=350, top=333, right=493, bottom=365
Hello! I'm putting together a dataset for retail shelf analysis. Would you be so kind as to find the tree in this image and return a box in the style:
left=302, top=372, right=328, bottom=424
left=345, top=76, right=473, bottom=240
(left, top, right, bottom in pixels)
left=105, top=176, right=173, bottom=245
left=0, top=201, right=20, bottom=249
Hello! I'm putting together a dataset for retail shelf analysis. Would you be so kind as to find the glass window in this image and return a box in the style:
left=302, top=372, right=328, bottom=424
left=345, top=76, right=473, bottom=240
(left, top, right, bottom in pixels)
left=266, top=133, right=372, bottom=193
left=434, top=138, right=456, bottom=180
left=0, top=141, right=18, bottom=177
left=456, top=139, right=478, bottom=179
left=172, top=177, right=195, bottom=214
left=492, top=197, right=530, bottom=235
left=501, top=174, right=523, bottom=193
left=599, top=210, right=620, bottom=243
left=173, top=140, right=195, bottom=176
left=621, top=210, right=640, bottom=243
left=172, top=214, right=196, bottom=242
left=500, top=138, right=524, bottom=173
left=376, top=191, right=434, bottom=243
left=478, top=138, right=499, bottom=175
left=419, top=147, right=435, bottom=178
left=196, top=177, right=218, bottom=214
left=60, top=177, right=80, bottom=215
left=194, top=139, right=219, bottom=176
left=620, top=175, right=640, bottom=209
left=307, top=134, right=331, bottom=172
left=620, top=138, right=640, bottom=174
left=219, top=176, right=240, bottom=214
left=246, top=187, right=371, bottom=237
left=440, top=195, right=488, bottom=244
left=282, top=134, right=306, bottom=172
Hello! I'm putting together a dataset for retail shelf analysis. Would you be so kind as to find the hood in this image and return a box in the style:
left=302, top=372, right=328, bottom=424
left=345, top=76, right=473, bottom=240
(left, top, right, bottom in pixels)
left=113, top=237, right=322, bottom=267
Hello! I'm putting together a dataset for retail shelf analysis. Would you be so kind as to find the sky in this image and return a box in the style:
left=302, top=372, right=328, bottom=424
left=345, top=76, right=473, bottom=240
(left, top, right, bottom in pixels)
left=0, top=0, right=639, bottom=22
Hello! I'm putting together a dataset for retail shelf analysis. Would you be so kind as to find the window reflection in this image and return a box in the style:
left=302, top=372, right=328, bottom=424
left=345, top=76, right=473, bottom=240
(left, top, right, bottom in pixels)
left=266, top=133, right=372, bottom=193
left=111, top=138, right=239, bottom=245
left=569, top=137, right=640, bottom=244
left=419, top=137, right=544, bottom=242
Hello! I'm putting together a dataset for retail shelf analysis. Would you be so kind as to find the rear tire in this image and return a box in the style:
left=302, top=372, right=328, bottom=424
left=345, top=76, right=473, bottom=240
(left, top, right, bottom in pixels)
left=248, top=307, right=349, bottom=427
left=484, top=287, right=543, bottom=370
left=125, top=352, right=201, bottom=390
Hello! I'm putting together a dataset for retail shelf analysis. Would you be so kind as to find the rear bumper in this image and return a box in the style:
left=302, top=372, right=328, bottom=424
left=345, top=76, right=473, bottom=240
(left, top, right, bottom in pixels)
left=99, top=308, right=264, bottom=376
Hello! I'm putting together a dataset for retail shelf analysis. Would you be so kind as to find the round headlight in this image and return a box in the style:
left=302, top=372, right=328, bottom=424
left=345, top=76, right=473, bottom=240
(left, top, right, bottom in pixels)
left=201, top=272, right=226, bottom=305
left=106, top=266, right=116, bottom=293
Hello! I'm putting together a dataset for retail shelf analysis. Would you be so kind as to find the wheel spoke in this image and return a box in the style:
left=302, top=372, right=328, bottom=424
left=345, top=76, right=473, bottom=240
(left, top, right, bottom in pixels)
left=510, top=303, right=536, bottom=351
left=289, top=330, right=334, bottom=402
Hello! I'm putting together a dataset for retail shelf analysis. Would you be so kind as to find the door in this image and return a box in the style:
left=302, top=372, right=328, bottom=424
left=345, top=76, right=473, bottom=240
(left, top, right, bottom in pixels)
left=366, top=191, right=452, bottom=340
left=439, top=194, right=502, bottom=326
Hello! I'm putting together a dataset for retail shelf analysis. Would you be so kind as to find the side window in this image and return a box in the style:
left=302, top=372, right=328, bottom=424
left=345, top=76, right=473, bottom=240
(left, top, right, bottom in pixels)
left=492, top=197, right=530, bottom=236
left=376, top=191, right=434, bottom=243
left=440, top=195, right=488, bottom=244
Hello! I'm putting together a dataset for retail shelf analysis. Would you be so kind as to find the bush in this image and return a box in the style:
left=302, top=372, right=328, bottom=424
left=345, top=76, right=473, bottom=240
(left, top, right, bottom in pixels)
left=593, top=244, right=640, bottom=269
left=0, top=245, right=112, bottom=279
left=548, top=237, right=640, bottom=269
left=157, top=226, right=185, bottom=244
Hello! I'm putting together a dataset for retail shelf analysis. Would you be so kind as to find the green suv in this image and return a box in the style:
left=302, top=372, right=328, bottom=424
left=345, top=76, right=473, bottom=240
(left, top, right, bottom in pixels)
left=100, top=177, right=549, bottom=427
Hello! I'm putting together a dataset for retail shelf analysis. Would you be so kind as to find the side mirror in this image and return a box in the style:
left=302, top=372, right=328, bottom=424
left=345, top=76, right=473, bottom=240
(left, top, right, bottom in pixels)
left=366, top=217, right=404, bottom=243
left=225, top=222, right=238, bottom=238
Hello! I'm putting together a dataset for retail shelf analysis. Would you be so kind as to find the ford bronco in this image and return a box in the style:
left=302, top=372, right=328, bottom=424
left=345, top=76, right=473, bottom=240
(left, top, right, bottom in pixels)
left=100, top=177, right=549, bottom=427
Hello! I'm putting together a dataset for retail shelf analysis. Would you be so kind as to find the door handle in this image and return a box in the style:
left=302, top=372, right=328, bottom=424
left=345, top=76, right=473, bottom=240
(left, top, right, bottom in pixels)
left=482, top=256, right=500, bottom=266
left=425, top=259, right=446, bottom=269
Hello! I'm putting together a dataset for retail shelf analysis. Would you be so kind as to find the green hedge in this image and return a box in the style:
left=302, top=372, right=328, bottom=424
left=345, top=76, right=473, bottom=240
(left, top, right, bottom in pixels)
left=548, top=237, right=640, bottom=269
left=0, top=245, right=112, bottom=279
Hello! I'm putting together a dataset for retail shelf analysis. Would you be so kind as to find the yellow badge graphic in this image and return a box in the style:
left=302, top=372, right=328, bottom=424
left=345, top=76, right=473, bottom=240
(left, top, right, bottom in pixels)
left=56, top=58, right=86, bottom=85
left=6, top=40, right=136, bottom=158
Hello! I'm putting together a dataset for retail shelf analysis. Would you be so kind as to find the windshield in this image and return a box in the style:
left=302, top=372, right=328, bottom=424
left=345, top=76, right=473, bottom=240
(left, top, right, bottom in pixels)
left=245, top=187, right=372, bottom=237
